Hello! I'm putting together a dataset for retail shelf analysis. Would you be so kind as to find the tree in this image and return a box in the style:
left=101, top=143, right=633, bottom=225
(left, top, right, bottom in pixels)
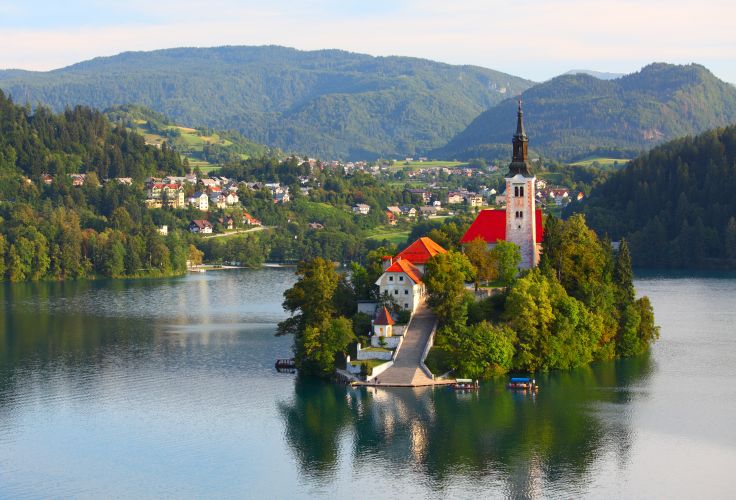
left=188, top=244, right=204, bottom=267
left=491, top=241, right=521, bottom=285
left=438, top=321, right=516, bottom=378
left=464, top=237, right=497, bottom=289
left=614, top=238, right=635, bottom=305
left=425, top=251, right=474, bottom=327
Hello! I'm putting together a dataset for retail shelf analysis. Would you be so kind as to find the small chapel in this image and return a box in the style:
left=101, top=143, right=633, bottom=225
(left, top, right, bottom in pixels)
left=460, top=101, right=544, bottom=268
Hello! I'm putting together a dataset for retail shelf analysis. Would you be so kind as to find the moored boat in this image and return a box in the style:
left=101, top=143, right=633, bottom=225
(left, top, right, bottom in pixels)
left=452, top=378, right=480, bottom=391
left=507, top=377, right=539, bottom=391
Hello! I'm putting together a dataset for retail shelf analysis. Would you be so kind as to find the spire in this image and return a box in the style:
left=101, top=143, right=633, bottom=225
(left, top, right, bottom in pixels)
left=508, top=97, right=533, bottom=176
left=515, top=99, right=526, bottom=139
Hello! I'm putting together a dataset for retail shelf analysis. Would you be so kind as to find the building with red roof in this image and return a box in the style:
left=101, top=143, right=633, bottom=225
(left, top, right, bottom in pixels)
left=375, top=236, right=447, bottom=313
left=393, top=236, right=448, bottom=273
left=372, top=307, right=395, bottom=338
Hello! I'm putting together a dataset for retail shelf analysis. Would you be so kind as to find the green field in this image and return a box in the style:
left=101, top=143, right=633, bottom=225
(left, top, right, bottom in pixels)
left=570, top=157, right=630, bottom=168
left=365, top=226, right=410, bottom=245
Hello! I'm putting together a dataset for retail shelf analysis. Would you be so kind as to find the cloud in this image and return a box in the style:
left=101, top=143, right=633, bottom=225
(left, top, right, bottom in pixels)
left=0, top=0, right=734, bottom=82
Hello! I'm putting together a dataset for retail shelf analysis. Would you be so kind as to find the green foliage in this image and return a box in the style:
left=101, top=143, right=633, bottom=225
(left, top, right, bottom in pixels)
left=463, top=237, right=497, bottom=288
left=0, top=46, right=533, bottom=159
left=437, top=63, right=736, bottom=162
left=278, top=258, right=359, bottom=376
left=424, top=251, right=475, bottom=327
left=577, top=123, right=736, bottom=268
left=491, top=241, right=522, bottom=285
left=432, top=215, right=658, bottom=378
left=436, top=321, right=516, bottom=378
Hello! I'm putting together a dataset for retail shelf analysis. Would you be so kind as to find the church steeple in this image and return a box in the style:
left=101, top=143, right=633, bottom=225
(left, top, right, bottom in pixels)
left=508, top=99, right=533, bottom=176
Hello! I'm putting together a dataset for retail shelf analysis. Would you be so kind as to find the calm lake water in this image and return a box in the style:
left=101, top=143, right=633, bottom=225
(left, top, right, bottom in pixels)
left=1, top=269, right=735, bottom=499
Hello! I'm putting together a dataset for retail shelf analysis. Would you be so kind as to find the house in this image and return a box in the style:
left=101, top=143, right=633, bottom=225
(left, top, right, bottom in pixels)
left=447, top=192, right=464, bottom=204
left=158, top=225, right=168, bottom=236
left=41, top=174, right=53, bottom=185
left=309, top=222, right=325, bottom=230
left=188, top=192, right=209, bottom=211
left=386, top=205, right=402, bottom=215
left=243, top=211, right=262, bottom=226
left=375, top=237, right=447, bottom=313
left=373, top=307, right=395, bottom=337
left=420, top=206, right=439, bottom=217
left=353, top=203, right=371, bottom=215
left=210, top=193, right=227, bottom=209
left=189, top=219, right=213, bottom=234
left=115, top=177, right=133, bottom=185
left=466, top=194, right=485, bottom=207
left=399, top=206, right=417, bottom=218
left=218, top=216, right=234, bottom=230
left=225, top=192, right=239, bottom=206
left=147, top=182, right=185, bottom=208
left=69, top=173, right=86, bottom=186
left=201, top=178, right=219, bottom=189
left=273, top=191, right=290, bottom=204
left=385, top=211, right=397, bottom=225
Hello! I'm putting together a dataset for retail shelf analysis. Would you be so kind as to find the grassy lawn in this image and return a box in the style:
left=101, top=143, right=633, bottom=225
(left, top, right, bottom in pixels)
left=570, top=157, right=630, bottom=168
left=365, top=226, right=410, bottom=245
left=361, top=347, right=393, bottom=353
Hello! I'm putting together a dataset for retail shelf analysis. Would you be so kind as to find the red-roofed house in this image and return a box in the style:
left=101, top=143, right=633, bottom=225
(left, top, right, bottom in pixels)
left=373, top=307, right=395, bottom=337
left=392, top=236, right=448, bottom=273
left=375, top=236, right=448, bottom=313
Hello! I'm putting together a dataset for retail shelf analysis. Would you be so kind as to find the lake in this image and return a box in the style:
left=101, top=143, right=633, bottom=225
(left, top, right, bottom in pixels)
left=1, top=269, right=735, bottom=499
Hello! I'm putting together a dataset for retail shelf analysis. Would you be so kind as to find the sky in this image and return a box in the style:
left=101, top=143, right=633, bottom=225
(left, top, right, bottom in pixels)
left=0, top=0, right=734, bottom=83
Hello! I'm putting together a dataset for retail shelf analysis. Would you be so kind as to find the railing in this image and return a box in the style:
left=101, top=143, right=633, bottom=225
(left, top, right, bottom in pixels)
left=419, top=321, right=438, bottom=380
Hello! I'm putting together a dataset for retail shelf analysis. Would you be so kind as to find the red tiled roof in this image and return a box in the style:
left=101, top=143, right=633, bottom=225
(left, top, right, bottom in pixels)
left=394, top=237, right=447, bottom=265
left=374, top=306, right=395, bottom=326
left=460, top=209, right=544, bottom=244
left=385, top=259, right=423, bottom=284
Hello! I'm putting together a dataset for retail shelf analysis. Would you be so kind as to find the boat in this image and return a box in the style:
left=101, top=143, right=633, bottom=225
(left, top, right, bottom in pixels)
left=507, top=377, right=539, bottom=391
left=275, top=358, right=296, bottom=371
left=452, top=378, right=480, bottom=391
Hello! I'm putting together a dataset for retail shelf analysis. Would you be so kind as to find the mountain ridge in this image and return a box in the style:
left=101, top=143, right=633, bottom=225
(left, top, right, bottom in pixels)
left=434, top=63, right=736, bottom=162
left=0, top=45, right=534, bottom=160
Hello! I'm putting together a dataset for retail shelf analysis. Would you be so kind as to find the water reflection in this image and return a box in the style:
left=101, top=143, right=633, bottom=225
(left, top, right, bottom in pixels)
left=281, top=354, right=653, bottom=495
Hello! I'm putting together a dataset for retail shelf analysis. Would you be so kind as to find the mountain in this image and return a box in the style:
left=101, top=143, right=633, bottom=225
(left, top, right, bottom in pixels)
left=571, top=124, right=736, bottom=269
left=435, top=63, right=736, bottom=162
left=0, top=45, right=534, bottom=160
left=564, top=69, right=625, bottom=80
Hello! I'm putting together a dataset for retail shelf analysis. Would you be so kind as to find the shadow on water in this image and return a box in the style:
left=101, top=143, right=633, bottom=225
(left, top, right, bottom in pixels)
left=280, top=354, right=654, bottom=496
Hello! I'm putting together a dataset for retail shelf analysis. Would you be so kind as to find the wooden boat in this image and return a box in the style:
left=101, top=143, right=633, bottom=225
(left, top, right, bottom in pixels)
left=452, top=378, right=480, bottom=391
left=507, top=377, right=539, bottom=391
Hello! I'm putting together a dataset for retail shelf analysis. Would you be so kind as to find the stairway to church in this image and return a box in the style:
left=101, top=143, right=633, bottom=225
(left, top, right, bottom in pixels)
left=374, top=302, right=437, bottom=386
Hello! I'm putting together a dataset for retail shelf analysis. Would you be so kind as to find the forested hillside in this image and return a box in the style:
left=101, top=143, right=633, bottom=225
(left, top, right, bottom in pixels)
left=436, top=63, right=736, bottom=161
left=0, top=45, right=533, bottom=160
left=572, top=124, right=736, bottom=268
left=0, top=90, right=189, bottom=281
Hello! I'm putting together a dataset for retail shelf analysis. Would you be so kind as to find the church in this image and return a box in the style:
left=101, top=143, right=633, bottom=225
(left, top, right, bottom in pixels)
left=460, top=102, right=544, bottom=268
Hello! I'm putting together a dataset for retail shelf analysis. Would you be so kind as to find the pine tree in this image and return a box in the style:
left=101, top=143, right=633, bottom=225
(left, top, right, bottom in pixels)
left=614, top=239, right=635, bottom=305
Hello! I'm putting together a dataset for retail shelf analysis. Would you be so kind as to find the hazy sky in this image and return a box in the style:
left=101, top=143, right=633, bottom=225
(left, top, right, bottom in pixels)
left=1, top=0, right=734, bottom=82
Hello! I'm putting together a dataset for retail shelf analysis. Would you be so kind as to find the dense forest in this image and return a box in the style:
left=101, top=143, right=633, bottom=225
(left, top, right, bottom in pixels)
left=436, top=63, right=736, bottom=162
left=0, top=90, right=189, bottom=280
left=573, top=124, right=736, bottom=268
left=0, top=45, right=533, bottom=160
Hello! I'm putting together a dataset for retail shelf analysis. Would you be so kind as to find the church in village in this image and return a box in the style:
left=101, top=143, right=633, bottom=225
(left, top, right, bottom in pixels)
left=460, top=101, right=544, bottom=268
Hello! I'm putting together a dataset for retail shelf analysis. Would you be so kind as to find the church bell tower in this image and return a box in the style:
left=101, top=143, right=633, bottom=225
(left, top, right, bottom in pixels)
left=505, top=100, right=539, bottom=268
